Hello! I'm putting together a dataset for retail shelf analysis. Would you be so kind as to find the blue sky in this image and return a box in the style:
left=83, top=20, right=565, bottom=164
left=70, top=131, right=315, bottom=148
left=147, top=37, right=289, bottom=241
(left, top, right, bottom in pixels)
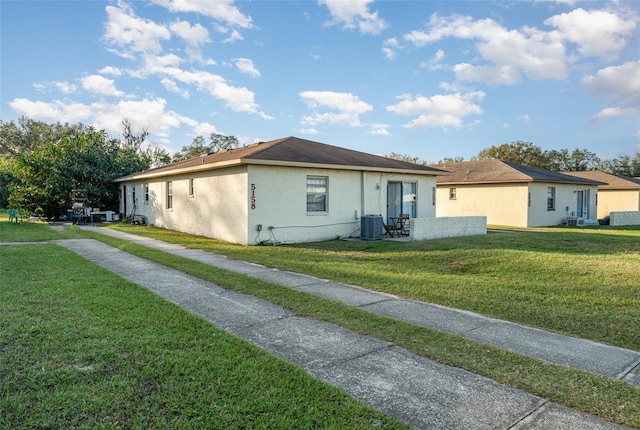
left=1, top=0, right=638, bottom=163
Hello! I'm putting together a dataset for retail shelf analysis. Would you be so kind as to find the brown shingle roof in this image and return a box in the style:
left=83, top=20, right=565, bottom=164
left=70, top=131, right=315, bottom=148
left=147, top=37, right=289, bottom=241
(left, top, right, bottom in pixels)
left=115, top=136, right=448, bottom=181
left=561, top=171, right=640, bottom=190
left=430, top=160, right=605, bottom=186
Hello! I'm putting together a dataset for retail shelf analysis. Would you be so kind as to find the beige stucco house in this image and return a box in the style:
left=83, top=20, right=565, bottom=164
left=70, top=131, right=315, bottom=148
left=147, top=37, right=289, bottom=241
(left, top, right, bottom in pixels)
left=562, top=171, right=640, bottom=219
left=114, top=137, right=451, bottom=245
left=431, top=160, right=604, bottom=228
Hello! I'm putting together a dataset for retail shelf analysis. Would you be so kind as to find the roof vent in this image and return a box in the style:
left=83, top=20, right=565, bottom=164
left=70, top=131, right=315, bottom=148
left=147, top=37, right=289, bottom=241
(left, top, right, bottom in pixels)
left=227, top=148, right=232, bottom=154
left=201, top=157, right=205, bottom=164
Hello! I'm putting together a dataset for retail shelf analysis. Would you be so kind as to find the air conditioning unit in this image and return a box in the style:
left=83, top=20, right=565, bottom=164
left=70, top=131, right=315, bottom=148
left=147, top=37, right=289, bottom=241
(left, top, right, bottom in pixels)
left=361, top=214, right=383, bottom=240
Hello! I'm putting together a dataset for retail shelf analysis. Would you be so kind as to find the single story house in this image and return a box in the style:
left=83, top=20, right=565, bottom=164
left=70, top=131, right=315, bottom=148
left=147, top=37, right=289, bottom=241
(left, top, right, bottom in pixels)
left=561, top=171, right=640, bottom=219
left=430, top=160, right=605, bottom=228
left=114, top=136, right=450, bottom=245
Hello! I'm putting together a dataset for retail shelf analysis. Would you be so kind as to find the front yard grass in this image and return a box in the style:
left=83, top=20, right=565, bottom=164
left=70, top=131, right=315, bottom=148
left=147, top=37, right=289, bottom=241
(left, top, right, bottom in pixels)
left=104, top=223, right=640, bottom=352
left=0, top=243, right=408, bottom=429
left=2, top=220, right=639, bottom=427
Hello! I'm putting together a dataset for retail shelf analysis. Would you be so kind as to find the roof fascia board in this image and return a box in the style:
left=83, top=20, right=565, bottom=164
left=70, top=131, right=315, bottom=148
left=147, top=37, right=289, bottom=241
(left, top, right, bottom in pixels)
left=114, top=159, right=244, bottom=182
left=241, top=158, right=450, bottom=176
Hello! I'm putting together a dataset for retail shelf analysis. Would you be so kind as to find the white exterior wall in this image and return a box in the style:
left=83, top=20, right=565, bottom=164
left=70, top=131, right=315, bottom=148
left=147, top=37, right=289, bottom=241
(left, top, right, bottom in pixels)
left=597, top=190, right=640, bottom=219
left=529, top=183, right=599, bottom=226
left=120, top=165, right=438, bottom=245
left=246, top=165, right=437, bottom=244
left=435, top=184, right=529, bottom=227
left=410, top=216, right=486, bottom=240
left=121, top=166, right=250, bottom=245
left=610, top=211, right=640, bottom=226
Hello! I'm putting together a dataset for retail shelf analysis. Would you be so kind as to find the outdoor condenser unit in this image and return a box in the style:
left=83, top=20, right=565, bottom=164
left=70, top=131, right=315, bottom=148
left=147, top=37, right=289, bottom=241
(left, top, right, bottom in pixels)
left=360, top=214, right=383, bottom=240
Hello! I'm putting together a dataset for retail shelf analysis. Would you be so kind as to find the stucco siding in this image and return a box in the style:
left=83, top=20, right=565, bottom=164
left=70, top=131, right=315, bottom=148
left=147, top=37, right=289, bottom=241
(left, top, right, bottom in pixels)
left=597, top=190, right=640, bottom=219
left=121, top=167, right=249, bottom=244
left=244, top=166, right=436, bottom=244
left=528, top=183, right=600, bottom=226
left=435, top=184, right=529, bottom=227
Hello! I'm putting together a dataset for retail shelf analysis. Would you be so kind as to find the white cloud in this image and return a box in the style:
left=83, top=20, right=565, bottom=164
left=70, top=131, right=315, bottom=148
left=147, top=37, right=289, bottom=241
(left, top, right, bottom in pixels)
left=369, top=123, right=390, bottom=136
left=545, top=8, right=636, bottom=59
left=234, top=58, right=261, bottom=77
left=299, top=128, right=319, bottom=135
left=161, top=67, right=272, bottom=119
left=319, top=0, right=388, bottom=35
left=170, top=19, right=210, bottom=46
left=33, top=81, right=78, bottom=94
left=104, top=2, right=171, bottom=58
left=160, top=78, right=190, bottom=98
left=386, top=91, right=485, bottom=130
left=403, top=13, right=568, bottom=84
left=419, top=49, right=445, bottom=71
left=151, top=0, right=253, bottom=29
left=98, top=66, right=123, bottom=76
left=584, top=60, right=640, bottom=122
left=299, top=90, right=373, bottom=127
left=80, top=75, right=125, bottom=97
left=382, top=38, right=400, bottom=60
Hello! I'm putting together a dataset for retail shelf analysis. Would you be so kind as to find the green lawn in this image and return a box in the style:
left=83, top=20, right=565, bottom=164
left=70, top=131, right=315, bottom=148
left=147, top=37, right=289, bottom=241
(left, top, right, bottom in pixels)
left=2, top=219, right=639, bottom=428
left=104, top=223, right=640, bottom=351
left=0, top=243, right=408, bottom=429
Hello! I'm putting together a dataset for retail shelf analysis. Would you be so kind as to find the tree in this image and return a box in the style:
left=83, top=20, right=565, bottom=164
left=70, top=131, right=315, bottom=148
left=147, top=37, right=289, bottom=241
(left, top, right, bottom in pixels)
left=7, top=123, right=148, bottom=218
left=476, top=141, right=549, bottom=168
left=385, top=152, right=429, bottom=165
left=172, top=133, right=239, bottom=162
left=120, top=118, right=170, bottom=169
left=546, top=148, right=600, bottom=172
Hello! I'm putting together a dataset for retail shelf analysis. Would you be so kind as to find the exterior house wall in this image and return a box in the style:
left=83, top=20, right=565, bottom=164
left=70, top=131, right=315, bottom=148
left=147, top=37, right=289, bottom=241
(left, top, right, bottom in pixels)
left=597, top=190, right=640, bottom=219
left=532, top=183, right=599, bottom=225
left=435, top=184, right=529, bottom=227
left=120, top=165, right=437, bottom=245
left=245, top=165, right=436, bottom=244
left=410, top=216, right=486, bottom=240
left=122, top=166, right=249, bottom=244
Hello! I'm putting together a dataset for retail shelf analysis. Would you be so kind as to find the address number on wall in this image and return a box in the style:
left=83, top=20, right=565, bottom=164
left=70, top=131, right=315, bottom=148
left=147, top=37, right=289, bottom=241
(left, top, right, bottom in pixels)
left=250, top=183, right=256, bottom=209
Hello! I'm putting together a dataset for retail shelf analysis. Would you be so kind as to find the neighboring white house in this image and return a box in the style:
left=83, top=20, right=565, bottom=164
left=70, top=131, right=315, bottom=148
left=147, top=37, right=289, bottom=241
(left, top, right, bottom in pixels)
left=431, top=160, right=604, bottom=228
left=562, top=171, right=640, bottom=220
left=114, top=137, right=450, bottom=245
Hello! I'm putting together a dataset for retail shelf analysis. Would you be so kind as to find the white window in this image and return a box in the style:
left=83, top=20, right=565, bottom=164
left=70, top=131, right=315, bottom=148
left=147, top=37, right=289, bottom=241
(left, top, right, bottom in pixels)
left=307, top=176, right=327, bottom=212
left=547, top=187, right=555, bottom=211
left=166, top=181, right=173, bottom=209
left=189, top=178, right=194, bottom=197
left=449, top=188, right=457, bottom=200
left=144, top=183, right=149, bottom=203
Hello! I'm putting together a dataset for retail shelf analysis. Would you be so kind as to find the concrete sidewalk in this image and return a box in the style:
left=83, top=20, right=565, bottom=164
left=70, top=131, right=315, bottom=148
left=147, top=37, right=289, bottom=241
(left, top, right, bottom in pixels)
left=78, top=226, right=640, bottom=387
left=47, top=234, right=633, bottom=430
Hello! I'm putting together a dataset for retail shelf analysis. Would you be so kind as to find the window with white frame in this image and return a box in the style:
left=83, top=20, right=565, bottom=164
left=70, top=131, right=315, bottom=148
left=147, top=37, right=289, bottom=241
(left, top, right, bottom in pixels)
left=547, top=187, right=556, bottom=211
left=144, top=183, right=149, bottom=203
left=307, top=176, right=327, bottom=212
left=166, top=181, right=173, bottom=209
left=189, top=178, right=194, bottom=197
left=449, top=188, right=457, bottom=200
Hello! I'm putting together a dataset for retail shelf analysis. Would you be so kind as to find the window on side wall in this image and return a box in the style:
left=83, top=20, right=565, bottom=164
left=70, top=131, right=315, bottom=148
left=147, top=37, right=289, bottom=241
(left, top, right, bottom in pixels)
left=166, top=181, right=173, bottom=209
left=189, top=178, right=194, bottom=197
left=449, top=188, right=457, bottom=200
left=144, top=183, right=149, bottom=203
left=307, top=176, right=327, bottom=212
left=547, top=186, right=556, bottom=211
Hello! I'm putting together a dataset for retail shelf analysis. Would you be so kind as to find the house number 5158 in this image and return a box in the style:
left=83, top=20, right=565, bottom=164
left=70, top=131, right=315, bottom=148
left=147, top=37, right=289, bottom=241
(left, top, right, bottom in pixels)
left=250, top=183, right=256, bottom=209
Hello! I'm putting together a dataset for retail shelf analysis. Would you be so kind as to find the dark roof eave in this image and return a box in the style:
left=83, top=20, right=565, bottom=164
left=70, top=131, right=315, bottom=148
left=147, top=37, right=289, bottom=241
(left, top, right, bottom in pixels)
left=114, top=158, right=449, bottom=182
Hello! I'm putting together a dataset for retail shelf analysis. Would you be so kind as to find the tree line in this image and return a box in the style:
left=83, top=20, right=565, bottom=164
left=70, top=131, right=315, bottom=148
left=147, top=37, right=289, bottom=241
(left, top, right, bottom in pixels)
left=0, top=117, right=239, bottom=218
left=388, top=141, right=640, bottom=177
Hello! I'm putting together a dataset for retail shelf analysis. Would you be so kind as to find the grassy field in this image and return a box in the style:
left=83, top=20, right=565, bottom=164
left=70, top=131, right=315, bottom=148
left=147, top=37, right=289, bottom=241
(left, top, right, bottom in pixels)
left=0, top=241, right=408, bottom=428
left=103, top=223, right=640, bottom=352
left=2, top=218, right=639, bottom=428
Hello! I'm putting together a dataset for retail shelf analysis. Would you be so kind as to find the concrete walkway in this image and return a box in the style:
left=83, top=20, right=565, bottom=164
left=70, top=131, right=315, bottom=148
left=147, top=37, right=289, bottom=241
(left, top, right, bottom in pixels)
left=6, top=227, right=635, bottom=429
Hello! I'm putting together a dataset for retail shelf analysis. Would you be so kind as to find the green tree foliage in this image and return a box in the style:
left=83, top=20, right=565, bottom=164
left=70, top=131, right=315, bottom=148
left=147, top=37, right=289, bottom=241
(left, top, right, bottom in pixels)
left=8, top=126, right=123, bottom=218
left=476, top=141, right=550, bottom=168
left=172, top=133, right=239, bottom=162
left=385, top=152, right=429, bottom=165
left=0, top=157, right=15, bottom=207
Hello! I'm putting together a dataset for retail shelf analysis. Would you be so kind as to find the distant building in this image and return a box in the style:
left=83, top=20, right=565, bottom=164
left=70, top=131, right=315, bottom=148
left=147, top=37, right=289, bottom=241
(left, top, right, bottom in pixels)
left=431, top=160, right=604, bottom=227
left=562, top=171, right=640, bottom=219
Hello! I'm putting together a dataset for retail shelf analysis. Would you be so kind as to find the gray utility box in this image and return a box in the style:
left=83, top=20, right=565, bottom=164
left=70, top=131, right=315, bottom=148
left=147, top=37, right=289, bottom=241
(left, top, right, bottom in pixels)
left=361, top=214, right=383, bottom=240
